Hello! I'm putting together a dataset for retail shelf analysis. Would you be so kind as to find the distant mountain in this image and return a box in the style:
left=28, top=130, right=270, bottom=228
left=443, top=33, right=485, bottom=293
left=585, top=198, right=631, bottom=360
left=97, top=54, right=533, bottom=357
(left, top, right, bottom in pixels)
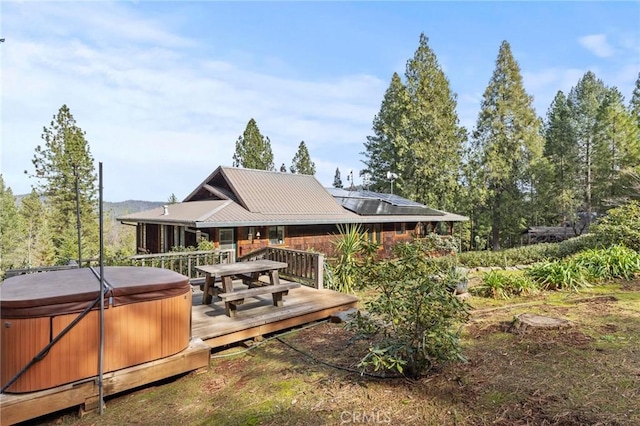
left=103, top=200, right=165, bottom=219
left=15, top=195, right=164, bottom=220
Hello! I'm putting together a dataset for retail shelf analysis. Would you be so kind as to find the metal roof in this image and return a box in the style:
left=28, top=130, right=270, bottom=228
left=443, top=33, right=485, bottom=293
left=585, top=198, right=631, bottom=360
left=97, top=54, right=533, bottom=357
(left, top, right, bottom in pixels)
left=118, top=167, right=469, bottom=227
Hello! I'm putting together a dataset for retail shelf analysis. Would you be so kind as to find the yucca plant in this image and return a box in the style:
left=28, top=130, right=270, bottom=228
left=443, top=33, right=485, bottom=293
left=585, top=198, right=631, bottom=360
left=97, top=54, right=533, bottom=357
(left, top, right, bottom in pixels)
left=526, top=259, right=591, bottom=292
left=471, top=270, right=538, bottom=299
left=573, top=245, right=640, bottom=281
left=329, top=224, right=366, bottom=294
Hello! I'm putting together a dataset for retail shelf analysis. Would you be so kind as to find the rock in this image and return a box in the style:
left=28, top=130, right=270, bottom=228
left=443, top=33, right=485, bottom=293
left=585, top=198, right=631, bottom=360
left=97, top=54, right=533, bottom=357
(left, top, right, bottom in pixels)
left=456, top=292, right=472, bottom=301
left=330, top=308, right=359, bottom=323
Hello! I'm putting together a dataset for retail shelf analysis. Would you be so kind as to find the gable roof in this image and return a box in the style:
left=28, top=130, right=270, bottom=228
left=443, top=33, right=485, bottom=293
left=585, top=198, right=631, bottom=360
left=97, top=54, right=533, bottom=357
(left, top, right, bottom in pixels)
left=118, top=167, right=468, bottom=227
left=184, top=166, right=347, bottom=215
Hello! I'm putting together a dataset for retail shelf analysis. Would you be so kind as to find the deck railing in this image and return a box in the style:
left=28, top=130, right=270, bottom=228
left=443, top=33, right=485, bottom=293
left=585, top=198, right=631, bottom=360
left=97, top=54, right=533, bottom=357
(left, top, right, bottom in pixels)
left=237, top=247, right=324, bottom=289
left=126, top=249, right=236, bottom=280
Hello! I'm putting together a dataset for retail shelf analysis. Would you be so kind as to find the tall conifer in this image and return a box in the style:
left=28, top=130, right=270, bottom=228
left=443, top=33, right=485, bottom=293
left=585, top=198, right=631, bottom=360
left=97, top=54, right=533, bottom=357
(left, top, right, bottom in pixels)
left=31, top=105, right=98, bottom=264
left=290, top=141, right=316, bottom=175
left=472, top=41, right=544, bottom=249
left=232, top=119, right=275, bottom=171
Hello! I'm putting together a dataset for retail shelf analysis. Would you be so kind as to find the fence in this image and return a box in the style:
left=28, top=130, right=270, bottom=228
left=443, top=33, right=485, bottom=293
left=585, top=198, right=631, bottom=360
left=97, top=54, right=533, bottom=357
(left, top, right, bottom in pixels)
left=126, top=249, right=235, bottom=280
left=3, top=248, right=321, bottom=288
left=237, top=247, right=324, bottom=289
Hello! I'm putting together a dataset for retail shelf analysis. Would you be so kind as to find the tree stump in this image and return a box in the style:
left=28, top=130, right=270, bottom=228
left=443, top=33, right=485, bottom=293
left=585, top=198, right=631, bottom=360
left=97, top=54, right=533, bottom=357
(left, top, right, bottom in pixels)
left=509, top=313, right=572, bottom=334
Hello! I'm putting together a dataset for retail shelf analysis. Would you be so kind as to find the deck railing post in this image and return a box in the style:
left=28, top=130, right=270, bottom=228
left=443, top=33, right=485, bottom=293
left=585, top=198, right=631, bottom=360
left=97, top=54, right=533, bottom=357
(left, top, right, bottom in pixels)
left=314, top=254, right=324, bottom=289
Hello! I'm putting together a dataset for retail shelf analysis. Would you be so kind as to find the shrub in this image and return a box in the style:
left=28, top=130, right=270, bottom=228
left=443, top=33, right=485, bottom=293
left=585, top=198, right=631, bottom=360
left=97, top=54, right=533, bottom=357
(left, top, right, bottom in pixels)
left=470, top=270, right=538, bottom=299
left=457, top=234, right=598, bottom=268
left=349, top=240, right=470, bottom=379
left=590, top=201, right=640, bottom=252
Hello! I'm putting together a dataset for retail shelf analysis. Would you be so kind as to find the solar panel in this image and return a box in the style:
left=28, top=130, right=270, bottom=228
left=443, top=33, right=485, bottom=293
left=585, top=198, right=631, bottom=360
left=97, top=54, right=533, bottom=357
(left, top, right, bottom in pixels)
left=351, top=190, right=425, bottom=207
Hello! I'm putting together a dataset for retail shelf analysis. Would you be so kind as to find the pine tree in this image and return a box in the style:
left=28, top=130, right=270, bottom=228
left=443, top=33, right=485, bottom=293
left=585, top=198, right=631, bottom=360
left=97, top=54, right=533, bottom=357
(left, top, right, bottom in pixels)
left=362, top=72, right=409, bottom=193
left=290, top=141, right=316, bottom=175
left=333, top=168, right=343, bottom=188
left=167, top=193, right=178, bottom=204
left=543, top=91, right=581, bottom=224
left=593, top=87, right=640, bottom=208
left=30, top=105, right=98, bottom=264
left=630, top=73, right=640, bottom=130
left=567, top=71, right=608, bottom=229
left=232, top=118, right=275, bottom=170
left=0, top=176, right=26, bottom=272
left=472, top=41, right=544, bottom=249
left=402, top=33, right=466, bottom=211
left=19, top=189, right=45, bottom=268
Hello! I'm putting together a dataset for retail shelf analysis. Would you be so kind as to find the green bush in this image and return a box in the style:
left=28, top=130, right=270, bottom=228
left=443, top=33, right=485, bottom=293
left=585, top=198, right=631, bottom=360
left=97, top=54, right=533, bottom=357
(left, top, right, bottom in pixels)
left=349, top=240, right=470, bottom=379
left=457, top=234, right=597, bottom=268
left=590, top=201, right=640, bottom=252
left=470, top=270, right=538, bottom=299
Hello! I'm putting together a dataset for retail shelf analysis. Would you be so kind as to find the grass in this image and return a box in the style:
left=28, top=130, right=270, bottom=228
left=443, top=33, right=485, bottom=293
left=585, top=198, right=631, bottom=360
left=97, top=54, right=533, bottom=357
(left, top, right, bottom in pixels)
left=29, top=278, right=640, bottom=426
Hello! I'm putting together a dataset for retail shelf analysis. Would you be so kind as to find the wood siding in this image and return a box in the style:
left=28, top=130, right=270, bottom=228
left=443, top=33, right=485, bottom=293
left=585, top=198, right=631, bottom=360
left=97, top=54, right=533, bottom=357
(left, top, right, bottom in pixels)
left=1, top=293, right=191, bottom=393
left=138, top=220, right=454, bottom=258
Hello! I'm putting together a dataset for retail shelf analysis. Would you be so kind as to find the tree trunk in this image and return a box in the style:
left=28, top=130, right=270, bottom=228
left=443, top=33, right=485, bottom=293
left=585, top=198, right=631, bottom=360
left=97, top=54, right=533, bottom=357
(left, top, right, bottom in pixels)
left=491, top=203, right=501, bottom=250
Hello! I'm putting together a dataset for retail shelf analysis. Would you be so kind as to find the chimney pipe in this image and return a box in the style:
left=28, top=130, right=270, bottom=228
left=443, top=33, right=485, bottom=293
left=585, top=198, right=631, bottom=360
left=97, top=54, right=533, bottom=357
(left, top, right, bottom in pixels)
left=163, top=205, right=169, bottom=216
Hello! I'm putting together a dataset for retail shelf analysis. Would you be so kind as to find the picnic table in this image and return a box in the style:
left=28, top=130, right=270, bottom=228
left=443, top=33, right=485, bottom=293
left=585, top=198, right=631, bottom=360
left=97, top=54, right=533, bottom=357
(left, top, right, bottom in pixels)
left=196, top=260, right=300, bottom=317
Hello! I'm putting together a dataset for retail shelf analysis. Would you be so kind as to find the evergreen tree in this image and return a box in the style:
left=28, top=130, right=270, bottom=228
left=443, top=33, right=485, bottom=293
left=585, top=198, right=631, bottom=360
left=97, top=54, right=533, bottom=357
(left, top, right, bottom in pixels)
left=19, top=189, right=45, bottom=268
left=630, top=73, right=640, bottom=130
left=362, top=72, right=409, bottom=193
left=592, top=87, right=640, bottom=208
left=167, top=193, right=178, bottom=204
left=471, top=41, right=544, bottom=249
left=402, top=33, right=466, bottom=211
left=567, top=71, right=608, bottom=229
left=232, top=118, right=275, bottom=170
left=289, top=141, right=316, bottom=175
left=30, top=105, right=98, bottom=264
left=0, top=176, right=26, bottom=272
left=279, top=163, right=287, bottom=173
left=543, top=90, right=581, bottom=224
left=333, top=168, right=343, bottom=188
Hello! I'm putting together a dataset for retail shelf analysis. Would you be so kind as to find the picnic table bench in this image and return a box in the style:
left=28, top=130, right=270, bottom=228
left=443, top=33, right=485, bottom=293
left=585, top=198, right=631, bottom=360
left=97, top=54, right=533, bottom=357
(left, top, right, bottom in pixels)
left=195, top=260, right=300, bottom=317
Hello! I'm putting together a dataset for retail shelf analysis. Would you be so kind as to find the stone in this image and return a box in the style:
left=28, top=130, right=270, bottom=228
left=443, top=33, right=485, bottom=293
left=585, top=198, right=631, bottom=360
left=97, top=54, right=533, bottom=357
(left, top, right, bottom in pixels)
left=330, top=307, right=359, bottom=323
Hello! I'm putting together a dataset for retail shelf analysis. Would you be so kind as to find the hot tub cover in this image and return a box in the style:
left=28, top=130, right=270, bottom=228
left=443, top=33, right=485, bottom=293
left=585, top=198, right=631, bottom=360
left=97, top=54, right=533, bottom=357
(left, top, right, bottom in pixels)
left=0, top=267, right=190, bottom=318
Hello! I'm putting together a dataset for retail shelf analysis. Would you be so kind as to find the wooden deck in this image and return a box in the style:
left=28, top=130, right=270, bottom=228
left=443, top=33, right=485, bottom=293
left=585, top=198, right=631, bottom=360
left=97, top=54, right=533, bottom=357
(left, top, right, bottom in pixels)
left=1, top=280, right=357, bottom=425
left=191, top=280, right=359, bottom=347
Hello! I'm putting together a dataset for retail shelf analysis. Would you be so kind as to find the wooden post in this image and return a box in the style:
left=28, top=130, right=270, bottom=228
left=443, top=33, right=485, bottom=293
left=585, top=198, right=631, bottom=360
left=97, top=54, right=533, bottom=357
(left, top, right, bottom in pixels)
left=314, top=254, right=324, bottom=289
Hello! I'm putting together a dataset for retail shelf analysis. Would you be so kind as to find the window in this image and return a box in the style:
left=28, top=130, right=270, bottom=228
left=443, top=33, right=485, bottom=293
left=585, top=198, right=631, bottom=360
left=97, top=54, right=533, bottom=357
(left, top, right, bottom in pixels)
left=268, top=226, right=285, bottom=245
left=395, top=223, right=406, bottom=235
left=243, top=227, right=256, bottom=241
left=365, top=224, right=382, bottom=244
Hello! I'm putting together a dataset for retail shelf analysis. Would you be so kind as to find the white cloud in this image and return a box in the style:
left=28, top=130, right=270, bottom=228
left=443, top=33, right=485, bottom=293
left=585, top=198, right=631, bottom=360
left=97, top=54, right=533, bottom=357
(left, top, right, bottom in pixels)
left=1, top=2, right=384, bottom=201
left=578, top=34, right=614, bottom=58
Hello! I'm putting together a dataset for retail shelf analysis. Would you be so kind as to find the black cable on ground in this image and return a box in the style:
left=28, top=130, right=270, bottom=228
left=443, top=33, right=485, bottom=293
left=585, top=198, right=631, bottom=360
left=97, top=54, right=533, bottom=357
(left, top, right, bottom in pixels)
left=274, top=335, right=406, bottom=381
left=209, top=318, right=409, bottom=381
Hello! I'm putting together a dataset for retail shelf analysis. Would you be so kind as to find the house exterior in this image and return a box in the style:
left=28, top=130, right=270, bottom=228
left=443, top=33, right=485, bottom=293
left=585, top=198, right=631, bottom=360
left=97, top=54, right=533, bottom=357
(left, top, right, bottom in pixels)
left=118, top=167, right=468, bottom=257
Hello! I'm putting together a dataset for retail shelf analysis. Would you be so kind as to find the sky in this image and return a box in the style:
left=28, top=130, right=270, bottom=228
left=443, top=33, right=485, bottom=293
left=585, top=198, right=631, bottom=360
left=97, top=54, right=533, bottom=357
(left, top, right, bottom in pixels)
left=1, top=1, right=639, bottom=202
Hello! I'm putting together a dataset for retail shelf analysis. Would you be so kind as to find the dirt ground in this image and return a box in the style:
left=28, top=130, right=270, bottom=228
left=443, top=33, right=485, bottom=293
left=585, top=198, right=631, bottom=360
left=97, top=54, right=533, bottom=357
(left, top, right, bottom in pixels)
left=23, top=279, right=640, bottom=426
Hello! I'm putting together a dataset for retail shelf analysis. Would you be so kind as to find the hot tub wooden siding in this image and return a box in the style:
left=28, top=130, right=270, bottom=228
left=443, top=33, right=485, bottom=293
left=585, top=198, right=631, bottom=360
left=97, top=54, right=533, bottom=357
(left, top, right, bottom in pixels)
left=0, top=267, right=192, bottom=394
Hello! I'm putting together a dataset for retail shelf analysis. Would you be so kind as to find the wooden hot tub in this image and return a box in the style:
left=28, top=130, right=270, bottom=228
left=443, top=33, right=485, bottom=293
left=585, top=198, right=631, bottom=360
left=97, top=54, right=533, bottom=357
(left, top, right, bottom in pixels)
left=0, top=267, right=192, bottom=393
